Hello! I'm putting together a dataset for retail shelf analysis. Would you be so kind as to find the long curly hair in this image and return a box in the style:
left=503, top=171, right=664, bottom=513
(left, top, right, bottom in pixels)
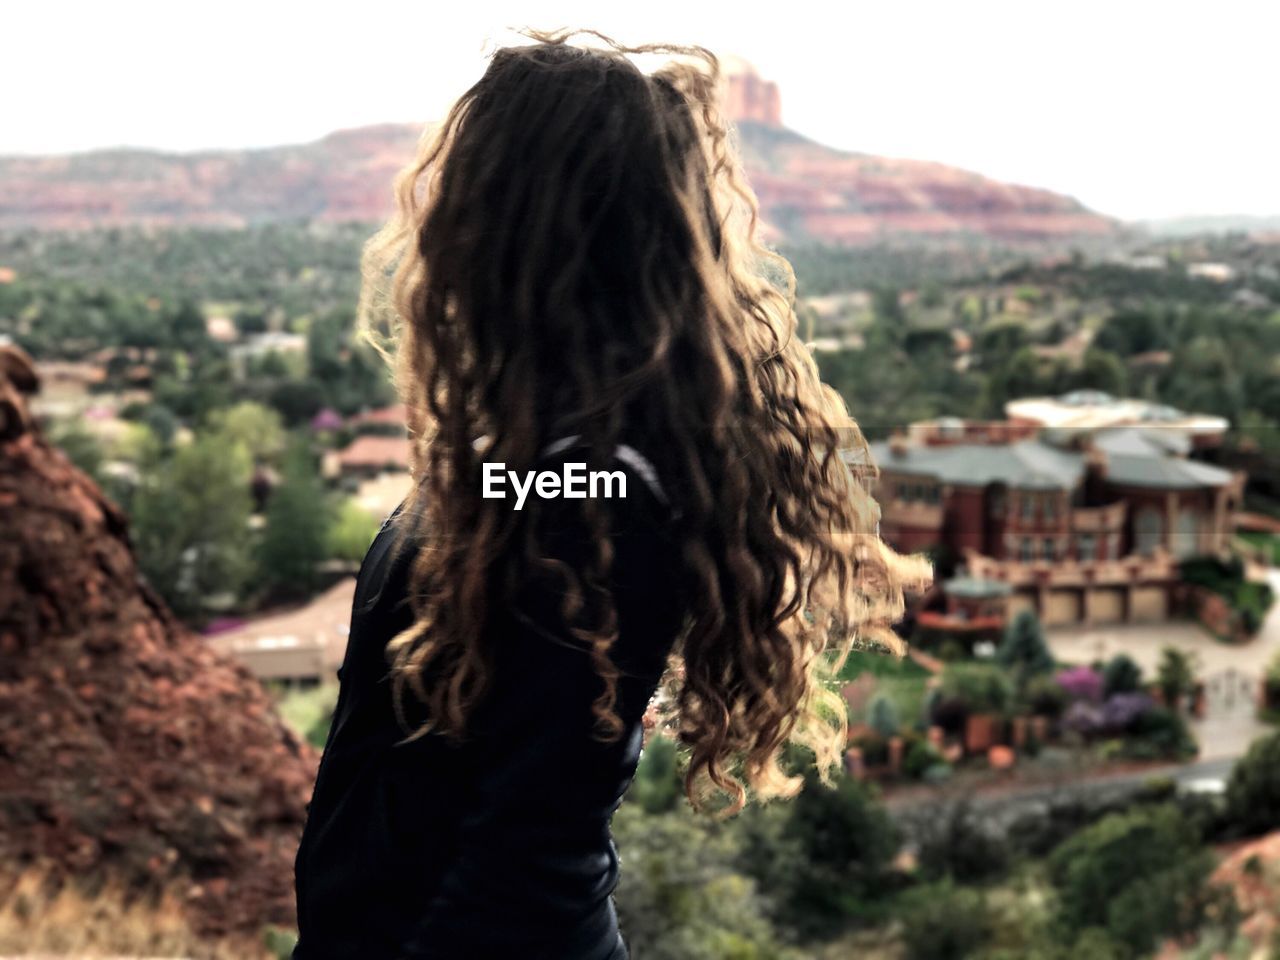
left=358, top=27, right=932, bottom=817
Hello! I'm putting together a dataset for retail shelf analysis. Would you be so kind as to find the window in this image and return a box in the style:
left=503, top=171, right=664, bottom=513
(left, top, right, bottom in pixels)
left=989, top=488, right=1007, bottom=518
left=1021, top=495, right=1035, bottom=521
left=1173, top=509, right=1199, bottom=558
left=1043, top=496, right=1057, bottom=521
left=1077, top=533, right=1096, bottom=562
left=1042, top=537, right=1056, bottom=561
left=1135, top=507, right=1163, bottom=556
left=1020, top=537, right=1035, bottom=563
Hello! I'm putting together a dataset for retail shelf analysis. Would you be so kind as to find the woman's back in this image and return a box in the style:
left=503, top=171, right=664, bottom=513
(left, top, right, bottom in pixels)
left=293, top=443, right=684, bottom=959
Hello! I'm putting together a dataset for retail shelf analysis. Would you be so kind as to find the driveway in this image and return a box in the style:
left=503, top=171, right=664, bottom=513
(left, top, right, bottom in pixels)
left=1045, top=571, right=1280, bottom=677
left=1045, top=568, right=1280, bottom=760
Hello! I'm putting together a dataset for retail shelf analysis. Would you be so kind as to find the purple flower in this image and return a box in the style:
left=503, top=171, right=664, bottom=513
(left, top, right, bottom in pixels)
left=1062, top=700, right=1105, bottom=735
left=1102, top=692, right=1154, bottom=732
left=310, top=408, right=344, bottom=432
left=1056, top=666, right=1103, bottom=703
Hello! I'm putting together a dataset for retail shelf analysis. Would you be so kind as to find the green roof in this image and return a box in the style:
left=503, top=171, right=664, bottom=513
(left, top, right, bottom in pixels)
left=866, top=427, right=1232, bottom=492
left=866, top=438, right=1081, bottom=489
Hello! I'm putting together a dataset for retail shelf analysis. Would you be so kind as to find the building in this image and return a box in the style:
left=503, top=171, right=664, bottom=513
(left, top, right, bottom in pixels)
left=865, top=404, right=1245, bottom=627
left=329, top=434, right=411, bottom=480
left=1006, top=390, right=1229, bottom=451
left=206, top=578, right=356, bottom=683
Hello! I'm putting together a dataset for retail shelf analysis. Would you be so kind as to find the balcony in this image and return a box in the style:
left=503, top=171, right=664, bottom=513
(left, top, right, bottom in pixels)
left=1071, top=501, right=1127, bottom=533
left=965, top=547, right=1179, bottom=588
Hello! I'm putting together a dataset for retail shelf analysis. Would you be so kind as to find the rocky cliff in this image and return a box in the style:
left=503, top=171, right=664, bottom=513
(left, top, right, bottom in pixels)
left=0, top=344, right=317, bottom=943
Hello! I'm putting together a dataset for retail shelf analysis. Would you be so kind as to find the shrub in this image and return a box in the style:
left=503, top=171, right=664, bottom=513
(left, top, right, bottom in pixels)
left=869, top=694, right=901, bottom=739
left=1127, top=706, right=1197, bottom=761
left=1056, top=666, right=1103, bottom=703
left=997, top=610, right=1055, bottom=687
left=780, top=773, right=901, bottom=932
left=1061, top=700, right=1104, bottom=738
left=940, top=663, right=1013, bottom=715
left=1047, top=804, right=1216, bottom=956
left=902, top=738, right=944, bottom=780
left=853, top=731, right=889, bottom=766
left=1025, top=673, right=1069, bottom=718
left=915, top=799, right=1010, bottom=883
left=1226, top=731, right=1280, bottom=835
left=1102, top=654, right=1143, bottom=697
left=1101, top=692, right=1154, bottom=733
left=897, top=879, right=991, bottom=960
left=1156, top=646, right=1197, bottom=709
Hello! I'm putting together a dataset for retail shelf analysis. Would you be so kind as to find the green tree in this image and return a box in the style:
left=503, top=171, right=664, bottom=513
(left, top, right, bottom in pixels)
left=779, top=773, right=900, bottom=931
left=631, top=735, right=683, bottom=815
left=1226, top=731, right=1280, bottom=835
left=208, top=401, right=286, bottom=464
left=897, top=879, right=991, bottom=960
left=611, top=804, right=800, bottom=960
left=131, top=435, right=254, bottom=619
left=258, top=443, right=333, bottom=599
left=1102, top=653, right=1143, bottom=697
left=326, top=500, right=382, bottom=563
left=997, top=610, right=1055, bottom=692
left=1047, top=804, right=1216, bottom=956
left=1156, top=647, right=1197, bottom=709
left=48, top=418, right=104, bottom=484
left=1075, top=348, right=1129, bottom=395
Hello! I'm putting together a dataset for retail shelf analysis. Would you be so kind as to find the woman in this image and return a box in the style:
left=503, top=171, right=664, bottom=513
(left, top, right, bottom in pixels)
left=292, top=28, right=930, bottom=960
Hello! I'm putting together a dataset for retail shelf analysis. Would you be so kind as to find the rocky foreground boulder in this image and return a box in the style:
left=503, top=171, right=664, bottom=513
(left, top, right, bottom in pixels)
left=0, top=344, right=317, bottom=945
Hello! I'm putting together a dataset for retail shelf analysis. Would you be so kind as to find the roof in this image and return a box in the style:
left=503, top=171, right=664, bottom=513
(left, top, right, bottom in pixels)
left=336, top=435, right=411, bottom=471
left=1006, top=392, right=1229, bottom=436
left=1089, top=426, right=1191, bottom=458
left=1103, top=452, right=1234, bottom=489
left=868, top=426, right=1232, bottom=492
left=866, top=437, right=1083, bottom=490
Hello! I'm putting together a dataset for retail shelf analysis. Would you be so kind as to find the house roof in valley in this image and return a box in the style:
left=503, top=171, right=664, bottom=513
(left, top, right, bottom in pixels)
left=867, top=426, right=1233, bottom=492
left=867, top=438, right=1083, bottom=490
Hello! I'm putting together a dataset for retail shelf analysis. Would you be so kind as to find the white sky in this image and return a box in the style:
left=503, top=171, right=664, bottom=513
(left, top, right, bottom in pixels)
left=6, top=0, right=1277, bottom=221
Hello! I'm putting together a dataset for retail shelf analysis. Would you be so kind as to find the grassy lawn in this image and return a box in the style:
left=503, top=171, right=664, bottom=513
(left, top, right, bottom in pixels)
left=837, top=648, right=931, bottom=683
left=838, top=649, right=932, bottom=727
left=1239, top=531, right=1280, bottom=566
left=271, top=682, right=339, bottom=748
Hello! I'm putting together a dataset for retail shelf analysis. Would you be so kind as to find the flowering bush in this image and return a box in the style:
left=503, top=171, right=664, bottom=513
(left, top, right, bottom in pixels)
left=1062, top=700, right=1105, bottom=736
left=1056, top=666, right=1103, bottom=703
left=1101, top=692, right=1154, bottom=733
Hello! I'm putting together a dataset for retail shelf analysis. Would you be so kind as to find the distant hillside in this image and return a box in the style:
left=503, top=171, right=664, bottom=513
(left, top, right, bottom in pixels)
left=1132, top=213, right=1280, bottom=237
left=0, top=67, right=1124, bottom=245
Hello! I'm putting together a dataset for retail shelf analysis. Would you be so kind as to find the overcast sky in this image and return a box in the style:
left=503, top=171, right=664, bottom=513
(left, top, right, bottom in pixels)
left=7, top=0, right=1276, bottom=221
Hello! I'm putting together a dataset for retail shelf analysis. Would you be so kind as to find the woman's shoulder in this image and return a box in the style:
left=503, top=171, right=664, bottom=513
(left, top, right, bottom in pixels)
left=534, top=434, right=678, bottom=526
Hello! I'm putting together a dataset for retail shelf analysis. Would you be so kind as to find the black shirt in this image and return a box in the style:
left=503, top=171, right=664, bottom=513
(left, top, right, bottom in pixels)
left=292, top=444, right=684, bottom=959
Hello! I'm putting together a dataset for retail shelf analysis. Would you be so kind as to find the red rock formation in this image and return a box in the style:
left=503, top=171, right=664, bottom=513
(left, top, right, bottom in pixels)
left=0, top=344, right=317, bottom=941
left=723, top=59, right=782, bottom=127
left=0, top=112, right=1124, bottom=244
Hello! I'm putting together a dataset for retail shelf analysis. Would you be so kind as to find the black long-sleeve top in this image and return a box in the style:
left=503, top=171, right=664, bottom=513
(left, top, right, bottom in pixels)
left=292, top=442, right=684, bottom=959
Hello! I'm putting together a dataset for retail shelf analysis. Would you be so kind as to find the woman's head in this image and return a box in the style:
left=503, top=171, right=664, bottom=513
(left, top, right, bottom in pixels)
left=361, top=28, right=931, bottom=817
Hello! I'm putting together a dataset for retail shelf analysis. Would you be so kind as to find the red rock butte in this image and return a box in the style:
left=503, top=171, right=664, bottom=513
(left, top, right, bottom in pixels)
left=721, top=56, right=782, bottom=127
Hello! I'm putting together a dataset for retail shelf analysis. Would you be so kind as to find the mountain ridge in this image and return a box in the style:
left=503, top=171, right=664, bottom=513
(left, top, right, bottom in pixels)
left=0, top=119, right=1124, bottom=244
